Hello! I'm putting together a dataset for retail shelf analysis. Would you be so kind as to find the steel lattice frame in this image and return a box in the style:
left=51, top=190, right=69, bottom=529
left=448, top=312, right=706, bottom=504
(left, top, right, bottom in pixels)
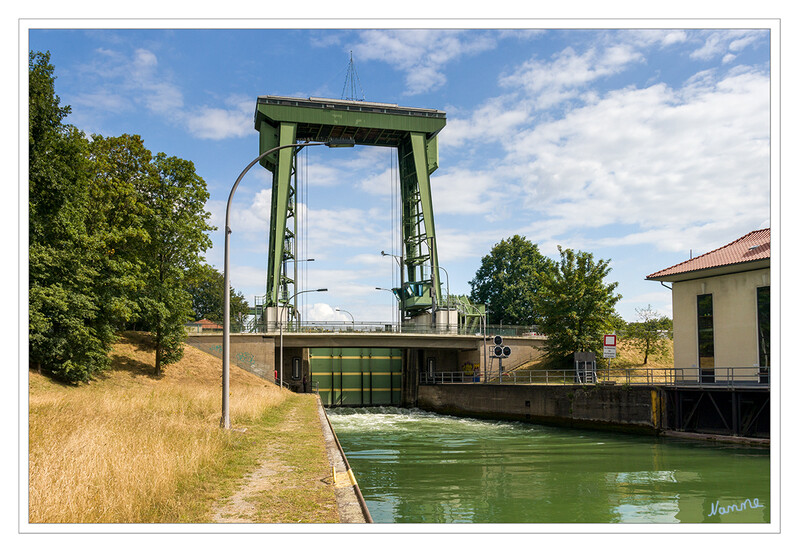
left=254, top=96, right=447, bottom=322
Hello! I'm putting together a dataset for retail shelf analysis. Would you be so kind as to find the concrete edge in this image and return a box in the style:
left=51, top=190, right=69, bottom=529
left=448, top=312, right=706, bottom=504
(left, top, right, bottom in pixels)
left=314, top=395, right=371, bottom=523
left=661, top=430, right=770, bottom=447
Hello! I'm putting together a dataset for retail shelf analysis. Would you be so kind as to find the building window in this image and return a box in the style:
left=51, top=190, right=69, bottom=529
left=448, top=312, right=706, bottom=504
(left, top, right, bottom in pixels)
left=292, top=357, right=301, bottom=380
left=697, top=293, right=714, bottom=383
left=757, top=286, right=770, bottom=383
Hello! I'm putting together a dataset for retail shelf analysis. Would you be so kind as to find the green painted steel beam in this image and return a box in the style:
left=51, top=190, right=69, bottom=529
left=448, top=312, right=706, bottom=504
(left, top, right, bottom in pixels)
left=255, top=96, right=447, bottom=316
left=266, top=122, right=297, bottom=306
left=411, top=132, right=441, bottom=302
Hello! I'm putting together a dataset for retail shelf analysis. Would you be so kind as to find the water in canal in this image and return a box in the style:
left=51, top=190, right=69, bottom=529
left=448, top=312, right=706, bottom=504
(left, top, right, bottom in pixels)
left=326, top=407, right=770, bottom=524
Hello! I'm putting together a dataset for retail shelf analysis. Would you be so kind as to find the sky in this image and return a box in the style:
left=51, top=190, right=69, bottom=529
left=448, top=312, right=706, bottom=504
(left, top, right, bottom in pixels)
left=25, top=23, right=774, bottom=325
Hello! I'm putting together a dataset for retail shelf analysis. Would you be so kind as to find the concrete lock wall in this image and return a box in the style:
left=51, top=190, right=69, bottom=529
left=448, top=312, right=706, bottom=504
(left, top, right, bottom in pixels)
left=418, top=384, right=665, bottom=434
left=186, top=335, right=276, bottom=382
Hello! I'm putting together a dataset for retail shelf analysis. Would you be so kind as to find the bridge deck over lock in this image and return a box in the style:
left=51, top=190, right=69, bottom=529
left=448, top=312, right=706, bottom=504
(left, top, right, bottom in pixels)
left=187, top=332, right=546, bottom=407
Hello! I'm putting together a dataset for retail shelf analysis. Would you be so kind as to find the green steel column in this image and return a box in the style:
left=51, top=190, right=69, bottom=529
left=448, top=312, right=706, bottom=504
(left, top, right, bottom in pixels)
left=410, top=132, right=442, bottom=301
left=266, top=122, right=297, bottom=306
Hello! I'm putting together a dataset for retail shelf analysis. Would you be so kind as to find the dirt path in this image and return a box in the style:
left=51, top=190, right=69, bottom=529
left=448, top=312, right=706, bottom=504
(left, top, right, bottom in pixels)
left=211, top=401, right=304, bottom=523
left=210, top=394, right=367, bottom=524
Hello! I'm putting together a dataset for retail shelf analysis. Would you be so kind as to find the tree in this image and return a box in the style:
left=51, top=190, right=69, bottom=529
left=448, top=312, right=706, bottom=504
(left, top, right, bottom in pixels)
left=625, top=305, right=672, bottom=364
left=534, top=246, right=622, bottom=366
left=86, top=134, right=153, bottom=330
left=136, top=152, right=214, bottom=374
left=29, top=51, right=216, bottom=381
left=468, top=235, right=554, bottom=326
left=186, top=263, right=250, bottom=328
left=29, top=51, right=112, bottom=382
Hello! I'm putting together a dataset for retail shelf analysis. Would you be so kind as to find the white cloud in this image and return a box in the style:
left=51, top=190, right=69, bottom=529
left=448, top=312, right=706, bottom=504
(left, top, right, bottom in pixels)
left=689, top=30, right=767, bottom=61
left=71, top=47, right=258, bottom=140
left=356, top=167, right=394, bottom=197
left=352, top=29, right=497, bottom=95
left=71, top=47, right=185, bottom=124
left=430, top=169, right=506, bottom=216
left=513, top=68, right=768, bottom=240
left=448, top=51, right=769, bottom=254
left=185, top=96, right=252, bottom=139
left=442, top=95, right=530, bottom=148
left=307, top=303, right=349, bottom=322
left=499, top=45, right=644, bottom=109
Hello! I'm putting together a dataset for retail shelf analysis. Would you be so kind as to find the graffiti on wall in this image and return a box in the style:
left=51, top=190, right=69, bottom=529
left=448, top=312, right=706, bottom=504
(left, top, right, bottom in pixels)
left=207, top=345, right=256, bottom=368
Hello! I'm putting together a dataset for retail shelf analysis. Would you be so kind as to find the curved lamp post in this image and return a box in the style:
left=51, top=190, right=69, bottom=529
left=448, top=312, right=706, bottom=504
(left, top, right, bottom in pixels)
left=279, top=288, right=327, bottom=391
left=222, top=139, right=352, bottom=429
left=375, top=287, right=401, bottom=333
left=381, top=250, right=405, bottom=332
left=335, top=307, right=355, bottom=330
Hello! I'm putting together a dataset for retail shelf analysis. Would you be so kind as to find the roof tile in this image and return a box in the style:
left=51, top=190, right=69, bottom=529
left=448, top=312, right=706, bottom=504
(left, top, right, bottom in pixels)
left=647, top=228, right=770, bottom=279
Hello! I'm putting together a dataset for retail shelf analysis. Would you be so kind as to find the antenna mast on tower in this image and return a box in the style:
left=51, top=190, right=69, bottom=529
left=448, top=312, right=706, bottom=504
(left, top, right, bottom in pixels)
left=341, top=51, right=365, bottom=101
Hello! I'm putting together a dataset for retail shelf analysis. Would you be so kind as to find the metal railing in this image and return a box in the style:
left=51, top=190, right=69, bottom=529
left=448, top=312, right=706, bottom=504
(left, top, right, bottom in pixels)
left=203, top=320, right=543, bottom=337
left=420, top=366, right=770, bottom=388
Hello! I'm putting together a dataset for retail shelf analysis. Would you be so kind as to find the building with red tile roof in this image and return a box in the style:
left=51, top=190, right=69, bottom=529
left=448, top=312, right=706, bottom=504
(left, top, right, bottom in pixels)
left=647, top=228, right=770, bottom=382
left=185, top=318, right=223, bottom=333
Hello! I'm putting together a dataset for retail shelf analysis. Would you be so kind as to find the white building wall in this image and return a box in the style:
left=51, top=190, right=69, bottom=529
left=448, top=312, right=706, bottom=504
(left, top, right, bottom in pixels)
left=672, top=268, right=769, bottom=375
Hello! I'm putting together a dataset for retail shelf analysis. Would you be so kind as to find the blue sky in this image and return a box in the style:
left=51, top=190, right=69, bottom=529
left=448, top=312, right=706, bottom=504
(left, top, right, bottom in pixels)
left=26, top=24, right=774, bottom=325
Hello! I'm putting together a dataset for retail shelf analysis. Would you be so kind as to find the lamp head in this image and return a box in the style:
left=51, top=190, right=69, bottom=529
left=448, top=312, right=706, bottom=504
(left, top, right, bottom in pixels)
left=325, top=138, right=356, bottom=148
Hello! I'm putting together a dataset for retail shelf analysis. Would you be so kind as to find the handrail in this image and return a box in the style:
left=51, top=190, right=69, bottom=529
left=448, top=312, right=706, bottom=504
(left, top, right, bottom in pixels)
left=420, top=366, right=770, bottom=388
left=203, top=320, right=545, bottom=337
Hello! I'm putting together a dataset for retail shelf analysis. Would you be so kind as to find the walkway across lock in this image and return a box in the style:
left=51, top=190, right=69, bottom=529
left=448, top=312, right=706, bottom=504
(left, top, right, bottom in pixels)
left=311, top=347, right=403, bottom=407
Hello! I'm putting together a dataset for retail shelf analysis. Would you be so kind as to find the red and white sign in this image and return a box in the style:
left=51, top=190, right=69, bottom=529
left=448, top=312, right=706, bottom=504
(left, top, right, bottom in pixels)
left=603, top=334, right=617, bottom=359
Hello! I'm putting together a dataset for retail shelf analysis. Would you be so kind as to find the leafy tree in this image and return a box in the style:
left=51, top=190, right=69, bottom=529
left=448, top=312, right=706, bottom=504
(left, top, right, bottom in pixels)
left=468, top=235, right=554, bottom=326
left=534, top=246, right=622, bottom=366
left=29, top=51, right=112, bottom=382
left=136, top=153, right=214, bottom=374
left=29, top=51, right=216, bottom=381
left=625, top=305, right=673, bottom=364
left=186, top=263, right=250, bottom=328
left=86, top=134, right=153, bottom=329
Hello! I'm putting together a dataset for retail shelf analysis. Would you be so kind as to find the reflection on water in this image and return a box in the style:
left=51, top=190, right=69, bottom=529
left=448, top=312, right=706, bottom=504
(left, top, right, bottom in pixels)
left=326, top=407, right=770, bottom=524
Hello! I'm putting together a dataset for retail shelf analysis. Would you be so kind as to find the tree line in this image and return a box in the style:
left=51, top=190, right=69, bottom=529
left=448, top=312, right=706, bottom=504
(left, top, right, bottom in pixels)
left=29, top=51, right=243, bottom=383
left=469, top=235, right=671, bottom=367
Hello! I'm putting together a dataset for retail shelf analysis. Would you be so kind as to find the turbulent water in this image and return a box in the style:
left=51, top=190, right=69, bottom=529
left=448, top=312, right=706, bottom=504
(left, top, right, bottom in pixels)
left=326, top=407, right=770, bottom=524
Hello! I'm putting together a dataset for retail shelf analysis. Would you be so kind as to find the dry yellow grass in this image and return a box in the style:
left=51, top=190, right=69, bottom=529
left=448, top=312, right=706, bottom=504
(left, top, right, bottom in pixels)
left=508, top=338, right=676, bottom=384
left=28, top=332, right=293, bottom=524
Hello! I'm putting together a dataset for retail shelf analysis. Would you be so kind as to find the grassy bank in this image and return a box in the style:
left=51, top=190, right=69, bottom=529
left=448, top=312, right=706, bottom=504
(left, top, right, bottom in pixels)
left=28, top=332, right=338, bottom=524
left=507, top=339, right=675, bottom=384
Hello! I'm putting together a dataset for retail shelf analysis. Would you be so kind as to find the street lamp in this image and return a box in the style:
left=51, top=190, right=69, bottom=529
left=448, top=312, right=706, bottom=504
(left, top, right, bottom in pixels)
left=381, top=250, right=405, bottom=332
left=222, top=139, right=353, bottom=429
left=335, top=307, right=355, bottom=330
left=290, top=258, right=315, bottom=322
left=376, top=287, right=401, bottom=333
left=435, top=264, right=451, bottom=308
left=280, top=288, right=327, bottom=390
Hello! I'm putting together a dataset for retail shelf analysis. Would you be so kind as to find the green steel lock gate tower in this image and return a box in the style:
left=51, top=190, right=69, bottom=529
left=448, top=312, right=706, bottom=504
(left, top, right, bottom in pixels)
left=254, top=95, right=447, bottom=325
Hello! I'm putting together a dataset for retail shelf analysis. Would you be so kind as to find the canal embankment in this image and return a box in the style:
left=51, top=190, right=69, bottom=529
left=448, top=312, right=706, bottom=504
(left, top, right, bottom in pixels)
left=418, top=383, right=663, bottom=434
left=417, top=382, right=769, bottom=446
left=315, top=396, right=372, bottom=523
left=29, top=332, right=351, bottom=523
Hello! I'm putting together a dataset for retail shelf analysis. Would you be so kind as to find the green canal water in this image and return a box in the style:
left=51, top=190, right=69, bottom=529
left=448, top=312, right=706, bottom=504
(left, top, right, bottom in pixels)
left=326, top=407, right=770, bottom=524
